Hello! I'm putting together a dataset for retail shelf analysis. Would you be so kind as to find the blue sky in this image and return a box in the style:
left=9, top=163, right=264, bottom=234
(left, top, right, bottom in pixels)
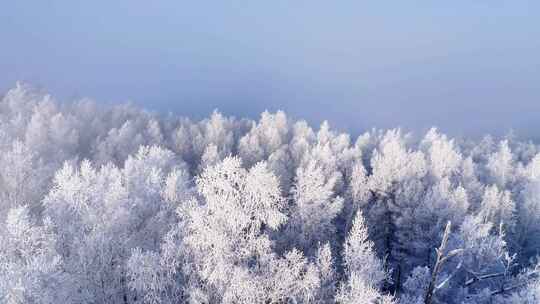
left=1, top=1, right=539, bottom=138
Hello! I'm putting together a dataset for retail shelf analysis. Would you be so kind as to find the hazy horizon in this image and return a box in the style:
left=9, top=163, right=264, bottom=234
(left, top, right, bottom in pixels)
left=2, top=1, right=539, bottom=138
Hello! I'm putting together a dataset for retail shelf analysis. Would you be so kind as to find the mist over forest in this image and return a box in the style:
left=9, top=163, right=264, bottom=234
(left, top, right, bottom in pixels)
left=0, top=83, right=540, bottom=303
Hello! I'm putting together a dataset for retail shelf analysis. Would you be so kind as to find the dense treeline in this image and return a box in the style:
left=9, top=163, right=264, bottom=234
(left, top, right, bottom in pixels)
left=0, top=83, right=539, bottom=303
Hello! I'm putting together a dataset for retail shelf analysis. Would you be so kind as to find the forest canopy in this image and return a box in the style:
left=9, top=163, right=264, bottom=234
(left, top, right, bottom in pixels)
left=0, top=83, right=539, bottom=303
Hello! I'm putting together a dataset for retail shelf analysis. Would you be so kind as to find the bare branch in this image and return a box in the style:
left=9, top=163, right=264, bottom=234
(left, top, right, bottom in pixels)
left=424, top=221, right=463, bottom=304
left=465, top=272, right=506, bottom=287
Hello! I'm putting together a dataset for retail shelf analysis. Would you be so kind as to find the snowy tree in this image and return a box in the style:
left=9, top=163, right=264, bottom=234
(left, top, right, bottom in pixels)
left=486, top=140, right=515, bottom=188
left=176, top=157, right=290, bottom=302
left=342, top=211, right=387, bottom=285
left=315, top=243, right=337, bottom=303
left=401, top=266, right=431, bottom=304
left=337, top=211, right=392, bottom=304
left=515, top=178, right=540, bottom=261
left=286, top=157, right=344, bottom=254
left=479, top=185, right=515, bottom=230
left=238, top=111, right=289, bottom=167
left=0, top=206, right=68, bottom=303
left=368, top=129, right=426, bottom=194
left=421, top=128, right=463, bottom=181
left=43, top=146, right=187, bottom=303
left=364, top=129, right=427, bottom=290
left=0, top=140, right=46, bottom=218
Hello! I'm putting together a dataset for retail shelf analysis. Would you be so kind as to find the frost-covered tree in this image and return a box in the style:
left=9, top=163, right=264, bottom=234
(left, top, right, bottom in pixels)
left=479, top=185, right=515, bottom=230
left=337, top=211, right=393, bottom=304
left=420, top=128, right=463, bottom=181
left=315, top=243, right=337, bottom=303
left=0, top=206, right=68, bottom=303
left=286, top=157, right=344, bottom=254
left=361, top=129, right=427, bottom=290
left=238, top=110, right=289, bottom=167
left=487, top=140, right=515, bottom=188
left=0, top=141, right=46, bottom=218
left=43, top=146, right=187, bottom=303
left=168, top=157, right=288, bottom=302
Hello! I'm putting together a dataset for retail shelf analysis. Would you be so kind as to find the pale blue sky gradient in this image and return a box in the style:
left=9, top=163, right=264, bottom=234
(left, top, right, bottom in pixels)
left=1, top=1, right=539, bottom=137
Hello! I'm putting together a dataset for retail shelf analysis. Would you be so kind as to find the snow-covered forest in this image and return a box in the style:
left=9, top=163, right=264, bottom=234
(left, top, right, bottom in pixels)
left=1, top=82, right=539, bottom=304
